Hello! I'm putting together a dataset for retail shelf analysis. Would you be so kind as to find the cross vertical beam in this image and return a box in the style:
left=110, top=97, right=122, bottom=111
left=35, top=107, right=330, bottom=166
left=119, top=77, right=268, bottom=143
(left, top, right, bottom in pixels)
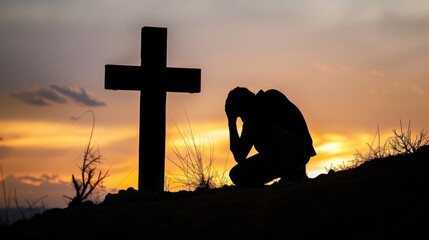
left=139, top=27, right=167, bottom=192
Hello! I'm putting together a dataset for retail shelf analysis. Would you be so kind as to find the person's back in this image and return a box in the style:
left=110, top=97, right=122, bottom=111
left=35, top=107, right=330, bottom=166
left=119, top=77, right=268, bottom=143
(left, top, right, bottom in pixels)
left=254, top=89, right=316, bottom=160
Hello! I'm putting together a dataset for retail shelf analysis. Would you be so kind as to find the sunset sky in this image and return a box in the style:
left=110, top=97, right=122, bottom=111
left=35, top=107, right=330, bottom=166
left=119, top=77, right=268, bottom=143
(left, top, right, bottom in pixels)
left=1, top=0, right=429, bottom=209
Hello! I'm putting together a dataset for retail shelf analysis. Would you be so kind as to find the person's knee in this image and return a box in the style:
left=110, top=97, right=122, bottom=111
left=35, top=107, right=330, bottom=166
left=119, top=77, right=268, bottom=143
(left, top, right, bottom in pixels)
left=229, top=165, right=240, bottom=185
left=229, top=165, right=251, bottom=187
left=229, top=164, right=267, bottom=188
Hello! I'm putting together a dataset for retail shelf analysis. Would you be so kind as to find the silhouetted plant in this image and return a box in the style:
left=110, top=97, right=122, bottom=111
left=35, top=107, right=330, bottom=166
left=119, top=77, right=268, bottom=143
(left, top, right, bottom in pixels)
left=353, top=124, right=393, bottom=164
left=389, top=120, right=429, bottom=154
left=64, top=110, right=109, bottom=208
left=0, top=165, right=46, bottom=225
left=328, top=125, right=390, bottom=173
left=12, top=189, right=46, bottom=223
left=331, top=119, right=429, bottom=172
left=166, top=115, right=230, bottom=192
left=0, top=165, right=11, bottom=225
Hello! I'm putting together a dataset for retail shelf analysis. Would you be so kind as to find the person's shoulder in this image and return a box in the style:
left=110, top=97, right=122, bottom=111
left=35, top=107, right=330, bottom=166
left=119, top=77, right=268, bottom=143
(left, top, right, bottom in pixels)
left=266, top=89, right=285, bottom=95
left=255, top=89, right=296, bottom=109
left=256, top=89, right=282, bottom=95
left=258, top=89, right=288, bottom=101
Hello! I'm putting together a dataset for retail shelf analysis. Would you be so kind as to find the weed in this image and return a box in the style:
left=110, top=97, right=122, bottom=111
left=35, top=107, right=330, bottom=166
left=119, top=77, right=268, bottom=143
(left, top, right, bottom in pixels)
left=353, top=124, right=393, bottom=164
left=330, top=119, right=429, bottom=172
left=0, top=165, right=11, bottom=225
left=0, top=165, right=46, bottom=225
left=389, top=119, right=429, bottom=154
left=166, top=115, right=230, bottom=191
left=63, top=110, right=109, bottom=208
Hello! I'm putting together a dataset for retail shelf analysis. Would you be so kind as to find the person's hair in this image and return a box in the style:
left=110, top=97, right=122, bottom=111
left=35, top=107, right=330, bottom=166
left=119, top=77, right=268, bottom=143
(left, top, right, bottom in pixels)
left=226, top=87, right=255, bottom=115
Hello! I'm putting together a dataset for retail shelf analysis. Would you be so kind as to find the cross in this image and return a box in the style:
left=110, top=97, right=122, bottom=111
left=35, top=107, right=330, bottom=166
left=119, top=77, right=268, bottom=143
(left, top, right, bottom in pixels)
left=104, top=26, right=201, bottom=192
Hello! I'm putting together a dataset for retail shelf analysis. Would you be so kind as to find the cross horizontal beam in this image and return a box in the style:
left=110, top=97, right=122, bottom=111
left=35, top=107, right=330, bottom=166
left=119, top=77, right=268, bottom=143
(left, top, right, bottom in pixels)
left=105, top=64, right=201, bottom=93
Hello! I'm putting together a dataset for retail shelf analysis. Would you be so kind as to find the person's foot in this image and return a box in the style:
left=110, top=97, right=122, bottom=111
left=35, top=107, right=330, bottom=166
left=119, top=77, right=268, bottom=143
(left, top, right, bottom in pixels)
left=277, top=174, right=309, bottom=186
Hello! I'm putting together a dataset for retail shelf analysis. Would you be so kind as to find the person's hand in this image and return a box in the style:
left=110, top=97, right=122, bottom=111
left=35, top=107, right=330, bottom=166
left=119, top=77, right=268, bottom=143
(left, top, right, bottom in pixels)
left=225, top=98, right=238, bottom=122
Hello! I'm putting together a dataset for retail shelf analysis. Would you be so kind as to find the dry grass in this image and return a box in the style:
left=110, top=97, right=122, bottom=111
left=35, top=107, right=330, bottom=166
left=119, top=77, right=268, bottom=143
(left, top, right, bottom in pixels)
left=166, top=116, right=230, bottom=192
left=329, top=119, right=429, bottom=172
left=0, top=165, right=46, bottom=226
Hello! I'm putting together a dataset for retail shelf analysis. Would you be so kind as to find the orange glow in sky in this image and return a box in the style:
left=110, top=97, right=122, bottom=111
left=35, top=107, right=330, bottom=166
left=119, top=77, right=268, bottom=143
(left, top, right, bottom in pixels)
left=1, top=1, right=429, bottom=209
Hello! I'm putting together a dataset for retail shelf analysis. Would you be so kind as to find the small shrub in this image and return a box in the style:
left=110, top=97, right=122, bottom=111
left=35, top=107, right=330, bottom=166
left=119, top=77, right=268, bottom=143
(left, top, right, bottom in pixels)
left=330, top=119, right=429, bottom=172
left=389, top=120, right=429, bottom=154
left=63, top=110, right=109, bottom=208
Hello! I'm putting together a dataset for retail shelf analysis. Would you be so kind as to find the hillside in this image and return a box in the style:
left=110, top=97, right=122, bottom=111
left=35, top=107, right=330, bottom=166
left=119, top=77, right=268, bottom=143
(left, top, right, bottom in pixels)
left=2, top=146, right=429, bottom=239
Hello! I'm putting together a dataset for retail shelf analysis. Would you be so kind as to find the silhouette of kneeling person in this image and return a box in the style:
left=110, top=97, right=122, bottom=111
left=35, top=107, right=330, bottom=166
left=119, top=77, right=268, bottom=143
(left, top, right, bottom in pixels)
left=225, top=87, right=316, bottom=187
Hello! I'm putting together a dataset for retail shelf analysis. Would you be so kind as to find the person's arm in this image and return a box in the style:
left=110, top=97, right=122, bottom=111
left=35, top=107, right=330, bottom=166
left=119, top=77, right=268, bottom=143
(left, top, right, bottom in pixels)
left=225, top=95, right=253, bottom=163
left=228, top=119, right=253, bottom=163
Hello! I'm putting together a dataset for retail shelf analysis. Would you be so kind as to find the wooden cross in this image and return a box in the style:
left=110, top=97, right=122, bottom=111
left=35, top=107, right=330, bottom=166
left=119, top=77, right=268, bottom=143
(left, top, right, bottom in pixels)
left=104, top=26, right=201, bottom=192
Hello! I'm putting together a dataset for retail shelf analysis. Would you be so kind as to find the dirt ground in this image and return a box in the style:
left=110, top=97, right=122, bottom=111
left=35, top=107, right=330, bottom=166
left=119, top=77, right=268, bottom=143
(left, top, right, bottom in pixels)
left=3, top=147, right=429, bottom=239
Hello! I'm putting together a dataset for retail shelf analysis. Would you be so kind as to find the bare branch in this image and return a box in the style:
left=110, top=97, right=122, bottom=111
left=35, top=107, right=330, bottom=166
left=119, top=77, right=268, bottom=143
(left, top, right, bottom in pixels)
left=65, top=110, right=110, bottom=208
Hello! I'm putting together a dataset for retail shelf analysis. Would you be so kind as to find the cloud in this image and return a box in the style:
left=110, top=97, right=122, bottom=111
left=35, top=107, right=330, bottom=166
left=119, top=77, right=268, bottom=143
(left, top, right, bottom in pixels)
left=50, top=84, right=106, bottom=107
left=17, top=174, right=60, bottom=186
left=0, top=174, right=74, bottom=209
left=10, top=91, right=50, bottom=106
left=11, top=85, right=106, bottom=107
left=35, top=88, right=67, bottom=104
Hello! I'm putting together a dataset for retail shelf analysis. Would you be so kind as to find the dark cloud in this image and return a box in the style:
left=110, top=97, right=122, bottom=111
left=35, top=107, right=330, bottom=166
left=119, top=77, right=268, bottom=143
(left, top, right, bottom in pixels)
left=11, top=85, right=106, bottom=107
left=50, top=84, right=106, bottom=107
left=35, top=88, right=67, bottom=104
left=10, top=91, right=50, bottom=106
left=11, top=86, right=66, bottom=106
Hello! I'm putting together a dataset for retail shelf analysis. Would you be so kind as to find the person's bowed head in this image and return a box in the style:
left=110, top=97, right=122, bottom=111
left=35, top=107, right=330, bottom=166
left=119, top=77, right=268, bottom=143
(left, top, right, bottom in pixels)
left=225, top=87, right=256, bottom=123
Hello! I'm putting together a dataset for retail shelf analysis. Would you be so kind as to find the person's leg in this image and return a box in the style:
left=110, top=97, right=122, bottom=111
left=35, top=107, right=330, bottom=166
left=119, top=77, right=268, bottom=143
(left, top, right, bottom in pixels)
left=229, top=154, right=279, bottom=188
left=256, top=126, right=309, bottom=182
left=278, top=157, right=310, bottom=184
left=260, top=127, right=310, bottom=184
